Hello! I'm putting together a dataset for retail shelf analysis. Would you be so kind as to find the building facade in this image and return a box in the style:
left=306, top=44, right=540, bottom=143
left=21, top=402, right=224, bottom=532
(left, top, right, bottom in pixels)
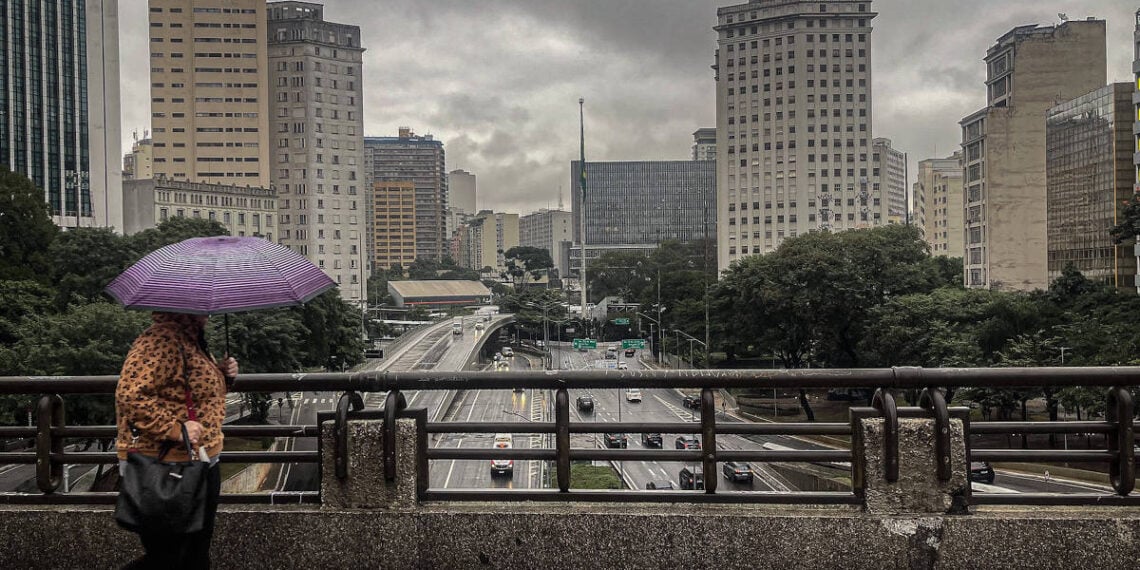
left=446, top=168, right=476, bottom=244
left=1045, top=83, right=1133, bottom=288
left=371, top=181, right=416, bottom=272
left=468, top=211, right=519, bottom=276
left=520, top=208, right=573, bottom=276
left=267, top=1, right=365, bottom=302
left=365, top=128, right=448, bottom=263
left=692, top=128, right=717, bottom=161
left=714, top=0, right=883, bottom=271
left=872, top=138, right=906, bottom=223
left=913, top=151, right=963, bottom=257
left=960, top=20, right=1106, bottom=290
left=122, top=178, right=276, bottom=238
left=2, top=0, right=122, bottom=231
left=148, top=0, right=270, bottom=186
left=123, top=134, right=154, bottom=181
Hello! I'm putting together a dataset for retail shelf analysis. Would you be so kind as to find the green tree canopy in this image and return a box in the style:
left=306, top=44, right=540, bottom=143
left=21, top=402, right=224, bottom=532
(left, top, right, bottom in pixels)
left=0, top=168, right=59, bottom=283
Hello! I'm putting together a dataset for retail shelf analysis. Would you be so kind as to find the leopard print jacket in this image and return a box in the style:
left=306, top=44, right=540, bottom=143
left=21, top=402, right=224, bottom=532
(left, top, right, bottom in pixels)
left=115, top=312, right=227, bottom=462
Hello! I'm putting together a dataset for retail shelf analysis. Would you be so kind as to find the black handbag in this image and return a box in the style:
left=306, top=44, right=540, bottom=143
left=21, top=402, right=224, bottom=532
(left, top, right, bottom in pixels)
left=115, top=423, right=210, bottom=535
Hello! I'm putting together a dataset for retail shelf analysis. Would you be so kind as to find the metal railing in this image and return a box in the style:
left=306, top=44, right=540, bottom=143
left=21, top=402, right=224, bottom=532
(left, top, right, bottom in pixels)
left=0, top=367, right=1135, bottom=507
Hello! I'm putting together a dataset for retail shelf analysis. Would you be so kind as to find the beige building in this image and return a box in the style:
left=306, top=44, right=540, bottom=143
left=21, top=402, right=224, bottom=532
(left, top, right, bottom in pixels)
left=372, top=181, right=417, bottom=271
left=960, top=20, right=1106, bottom=291
left=469, top=211, right=519, bottom=275
left=147, top=0, right=270, bottom=186
left=872, top=138, right=906, bottom=223
left=520, top=209, right=573, bottom=276
left=123, top=135, right=154, bottom=181
left=914, top=152, right=963, bottom=257
left=714, top=0, right=885, bottom=271
left=122, top=178, right=276, bottom=238
left=268, top=1, right=366, bottom=302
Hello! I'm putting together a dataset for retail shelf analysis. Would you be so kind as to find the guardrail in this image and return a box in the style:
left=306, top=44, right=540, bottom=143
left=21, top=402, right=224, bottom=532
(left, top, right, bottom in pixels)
left=0, top=367, right=1135, bottom=508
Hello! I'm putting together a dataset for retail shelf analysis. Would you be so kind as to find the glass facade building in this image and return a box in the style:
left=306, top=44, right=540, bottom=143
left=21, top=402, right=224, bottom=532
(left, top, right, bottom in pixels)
left=1045, top=83, right=1134, bottom=288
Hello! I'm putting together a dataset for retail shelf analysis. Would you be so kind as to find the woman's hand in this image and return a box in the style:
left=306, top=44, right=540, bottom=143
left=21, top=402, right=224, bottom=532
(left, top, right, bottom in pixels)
left=218, top=355, right=238, bottom=379
left=170, top=420, right=204, bottom=445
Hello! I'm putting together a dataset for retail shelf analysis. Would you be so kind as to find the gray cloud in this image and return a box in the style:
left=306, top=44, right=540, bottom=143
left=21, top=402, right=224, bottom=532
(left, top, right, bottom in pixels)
left=117, top=0, right=1136, bottom=214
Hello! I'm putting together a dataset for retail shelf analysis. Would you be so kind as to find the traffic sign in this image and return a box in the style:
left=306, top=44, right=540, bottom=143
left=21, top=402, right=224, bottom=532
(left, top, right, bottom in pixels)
left=572, top=338, right=598, bottom=349
left=612, top=318, right=630, bottom=325
left=621, top=339, right=646, bottom=350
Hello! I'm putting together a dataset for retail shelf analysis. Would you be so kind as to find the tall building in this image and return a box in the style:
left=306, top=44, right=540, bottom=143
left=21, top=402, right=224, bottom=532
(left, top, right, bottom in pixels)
left=446, top=168, right=476, bottom=245
left=960, top=20, right=1106, bottom=291
left=692, top=128, right=717, bottom=161
left=1046, top=83, right=1133, bottom=288
left=123, top=134, right=154, bottom=181
left=872, top=138, right=906, bottom=223
left=267, top=1, right=365, bottom=302
left=913, top=151, right=963, bottom=257
left=365, top=128, right=448, bottom=262
left=468, top=211, right=519, bottom=276
left=570, top=160, right=715, bottom=267
left=2, top=0, right=122, bottom=231
left=520, top=209, right=573, bottom=276
left=148, top=0, right=270, bottom=186
left=122, top=178, right=276, bottom=238
left=714, top=0, right=883, bottom=271
left=371, top=181, right=416, bottom=272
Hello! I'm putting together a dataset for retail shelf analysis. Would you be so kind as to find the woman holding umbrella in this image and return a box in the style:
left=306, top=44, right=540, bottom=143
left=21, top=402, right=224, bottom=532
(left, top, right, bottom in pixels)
left=115, top=312, right=237, bottom=568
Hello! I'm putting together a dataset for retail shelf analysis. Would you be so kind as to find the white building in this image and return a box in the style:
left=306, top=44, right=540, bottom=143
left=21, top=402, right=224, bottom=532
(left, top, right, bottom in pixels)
left=520, top=209, right=573, bottom=276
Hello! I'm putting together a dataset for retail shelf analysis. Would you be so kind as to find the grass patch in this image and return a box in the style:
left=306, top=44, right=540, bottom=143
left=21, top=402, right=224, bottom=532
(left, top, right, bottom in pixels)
left=570, top=462, right=623, bottom=489
left=219, top=436, right=274, bottom=481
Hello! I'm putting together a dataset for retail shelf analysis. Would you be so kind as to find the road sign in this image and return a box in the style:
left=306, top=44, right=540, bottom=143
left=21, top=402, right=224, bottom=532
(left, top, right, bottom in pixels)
left=621, top=339, right=646, bottom=350
left=612, top=318, right=630, bottom=325
left=572, top=338, right=598, bottom=349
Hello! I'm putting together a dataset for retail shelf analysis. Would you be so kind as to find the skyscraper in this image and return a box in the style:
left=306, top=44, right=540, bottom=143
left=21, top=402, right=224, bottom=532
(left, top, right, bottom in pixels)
left=872, top=138, right=905, bottom=223
left=520, top=208, right=573, bottom=276
left=960, top=20, right=1106, bottom=290
left=714, top=0, right=882, bottom=271
left=446, top=168, right=476, bottom=245
left=148, top=0, right=270, bottom=186
left=2, top=0, right=122, bottom=231
left=692, top=128, right=717, bottom=161
left=268, top=1, right=365, bottom=302
left=365, top=128, right=448, bottom=263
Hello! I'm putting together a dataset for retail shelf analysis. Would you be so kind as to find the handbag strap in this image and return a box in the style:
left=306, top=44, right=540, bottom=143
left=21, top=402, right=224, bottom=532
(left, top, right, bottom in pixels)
left=127, top=340, right=198, bottom=450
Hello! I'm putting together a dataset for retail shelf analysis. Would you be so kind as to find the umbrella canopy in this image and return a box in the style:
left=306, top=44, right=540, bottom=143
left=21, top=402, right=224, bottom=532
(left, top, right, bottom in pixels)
left=105, top=236, right=337, bottom=315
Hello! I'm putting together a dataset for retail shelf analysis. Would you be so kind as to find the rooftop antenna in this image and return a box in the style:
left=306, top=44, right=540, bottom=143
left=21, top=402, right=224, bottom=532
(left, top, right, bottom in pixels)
left=558, top=185, right=564, bottom=210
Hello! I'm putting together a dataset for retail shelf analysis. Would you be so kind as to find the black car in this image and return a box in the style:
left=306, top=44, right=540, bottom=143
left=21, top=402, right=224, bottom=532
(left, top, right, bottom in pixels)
left=577, top=395, right=594, bottom=413
left=624, top=348, right=636, bottom=357
left=645, top=481, right=675, bottom=490
left=969, top=461, right=995, bottom=484
left=641, top=433, right=663, bottom=448
left=679, top=466, right=705, bottom=490
left=722, top=461, right=754, bottom=483
left=604, top=433, right=628, bottom=448
left=675, top=435, right=701, bottom=449
left=682, top=395, right=700, bottom=410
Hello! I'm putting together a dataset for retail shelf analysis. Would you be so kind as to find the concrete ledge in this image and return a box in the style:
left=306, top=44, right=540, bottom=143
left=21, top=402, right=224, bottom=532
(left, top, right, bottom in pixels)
left=3, top=504, right=1138, bottom=569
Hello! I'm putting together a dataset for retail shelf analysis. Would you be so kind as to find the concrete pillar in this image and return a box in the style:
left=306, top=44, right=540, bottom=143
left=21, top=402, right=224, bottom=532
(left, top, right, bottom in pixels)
left=320, top=418, right=418, bottom=510
left=857, top=418, right=969, bottom=515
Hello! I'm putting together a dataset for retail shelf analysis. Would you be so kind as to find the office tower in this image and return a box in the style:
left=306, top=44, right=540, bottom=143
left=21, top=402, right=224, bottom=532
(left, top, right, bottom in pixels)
left=872, top=138, right=905, bottom=223
left=267, top=1, right=365, bottom=302
left=468, top=211, right=519, bottom=276
left=2, top=0, right=122, bottom=231
left=960, top=19, right=1106, bottom=290
left=122, top=178, right=276, bottom=238
left=365, top=128, right=448, bottom=262
left=692, top=128, right=717, bottom=161
left=1046, top=83, right=1133, bottom=288
left=446, top=168, right=476, bottom=243
left=913, top=151, right=963, bottom=257
left=148, top=0, right=269, bottom=186
left=570, top=160, right=715, bottom=267
left=371, top=181, right=417, bottom=272
left=714, top=0, right=882, bottom=271
left=520, top=208, right=573, bottom=276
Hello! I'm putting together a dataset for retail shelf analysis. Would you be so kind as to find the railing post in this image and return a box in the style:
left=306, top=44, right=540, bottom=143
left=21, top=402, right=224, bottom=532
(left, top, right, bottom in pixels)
left=1106, top=386, right=1135, bottom=495
left=556, top=388, right=570, bottom=492
left=700, top=387, right=717, bottom=494
left=871, top=389, right=899, bottom=483
left=35, top=394, right=63, bottom=494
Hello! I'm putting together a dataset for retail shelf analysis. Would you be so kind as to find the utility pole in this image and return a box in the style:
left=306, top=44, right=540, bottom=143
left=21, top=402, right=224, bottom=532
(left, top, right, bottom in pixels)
left=578, top=97, right=588, bottom=331
left=704, top=206, right=711, bottom=369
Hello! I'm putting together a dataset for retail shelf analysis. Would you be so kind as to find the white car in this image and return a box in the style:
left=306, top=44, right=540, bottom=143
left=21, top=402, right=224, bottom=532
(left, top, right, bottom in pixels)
left=617, top=362, right=629, bottom=370
left=625, top=389, right=642, bottom=402
left=475, top=322, right=485, bottom=331
left=491, top=434, right=513, bottom=477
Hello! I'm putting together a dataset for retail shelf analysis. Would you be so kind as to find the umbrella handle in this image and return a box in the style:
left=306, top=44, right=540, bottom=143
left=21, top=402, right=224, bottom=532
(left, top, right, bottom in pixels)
left=224, top=313, right=231, bottom=357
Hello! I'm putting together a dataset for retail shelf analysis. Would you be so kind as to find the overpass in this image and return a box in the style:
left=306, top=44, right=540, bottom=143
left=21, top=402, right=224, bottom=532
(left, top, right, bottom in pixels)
left=0, top=366, right=1137, bottom=568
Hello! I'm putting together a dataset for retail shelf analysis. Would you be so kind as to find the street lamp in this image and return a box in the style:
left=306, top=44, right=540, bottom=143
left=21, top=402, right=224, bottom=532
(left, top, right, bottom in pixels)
left=636, top=311, right=665, bottom=364
left=522, top=300, right=560, bottom=370
left=673, top=328, right=708, bottom=369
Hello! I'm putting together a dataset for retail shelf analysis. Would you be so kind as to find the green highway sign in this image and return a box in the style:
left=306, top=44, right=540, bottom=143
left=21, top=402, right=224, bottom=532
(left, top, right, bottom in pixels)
left=572, top=338, right=598, bottom=349
left=621, top=339, right=646, bottom=350
left=612, top=318, right=630, bottom=325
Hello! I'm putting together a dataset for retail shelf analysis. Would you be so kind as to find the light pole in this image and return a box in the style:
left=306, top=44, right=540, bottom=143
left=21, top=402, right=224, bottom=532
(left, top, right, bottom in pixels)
left=578, top=97, right=588, bottom=326
left=523, top=301, right=559, bottom=370
left=1059, top=346, right=1071, bottom=365
left=636, top=312, right=663, bottom=364
left=673, top=328, right=708, bottom=369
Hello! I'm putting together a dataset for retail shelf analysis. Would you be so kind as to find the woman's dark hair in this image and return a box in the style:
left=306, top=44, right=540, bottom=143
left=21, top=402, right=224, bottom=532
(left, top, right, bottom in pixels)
left=196, top=321, right=210, bottom=357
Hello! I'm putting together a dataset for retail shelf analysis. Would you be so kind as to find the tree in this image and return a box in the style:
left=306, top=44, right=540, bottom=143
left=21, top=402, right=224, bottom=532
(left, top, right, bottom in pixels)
left=48, top=227, right=136, bottom=310
left=0, top=280, right=55, bottom=345
left=126, top=216, right=228, bottom=257
left=292, top=290, right=365, bottom=370
left=1109, top=193, right=1140, bottom=245
left=0, top=167, right=59, bottom=283
left=503, top=246, right=554, bottom=288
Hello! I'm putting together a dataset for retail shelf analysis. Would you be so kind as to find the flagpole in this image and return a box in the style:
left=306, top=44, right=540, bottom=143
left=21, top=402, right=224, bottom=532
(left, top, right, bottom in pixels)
left=579, top=97, right=588, bottom=332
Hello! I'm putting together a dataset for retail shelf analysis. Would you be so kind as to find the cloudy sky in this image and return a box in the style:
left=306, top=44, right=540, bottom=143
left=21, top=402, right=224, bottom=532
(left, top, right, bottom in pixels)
left=118, top=0, right=1136, bottom=215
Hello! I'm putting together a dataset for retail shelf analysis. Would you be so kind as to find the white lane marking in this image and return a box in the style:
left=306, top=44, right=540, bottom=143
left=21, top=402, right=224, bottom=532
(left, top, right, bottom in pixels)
left=972, top=482, right=1021, bottom=494
left=443, top=437, right=462, bottom=488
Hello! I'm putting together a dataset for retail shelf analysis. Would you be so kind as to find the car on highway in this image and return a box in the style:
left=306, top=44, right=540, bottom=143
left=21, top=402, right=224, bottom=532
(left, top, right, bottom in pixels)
left=576, top=395, right=594, bottom=413
left=641, top=433, right=663, bottom=448
left=490, top=434, right=513, bottom=477
left=682, top=395, right=700, bottom=409
left=645, top=481, right=675, bottom=490
left=617, top=361, right=629, bottom=370
left=675, top=435, right=701, bottom=449
left=536, top=340, right=545, bottom=348
left=679, top=466, right=705, bottom=490
left=604, top=347, right=617, bottom=359
left=624, top=348, right=636, bottom=357
left=604, top=432, right=628, bottom=448
left=969, top=461, right=995, bottom=484
left=624, top=388, right=642, bottom=402
left=501, top=347, right=514, bottom=357
left=475, top=322, right=485, bottom=331
left=722, top=461, right=754, bottom=483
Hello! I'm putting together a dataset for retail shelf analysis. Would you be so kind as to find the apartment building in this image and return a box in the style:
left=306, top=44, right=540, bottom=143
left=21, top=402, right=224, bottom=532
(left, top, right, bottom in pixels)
left=520, top=209, right=573, bottom=276
left=692, top=128, right=717, bottom=161
left=365, top=129, right=448, bottom=262
left=913, top=151, right=963, bottom=257
left=872, top=138, right=906, bottom=223
left=371, top=181, right=416, bottom=271
left=122, top=178, right=276, bottom=238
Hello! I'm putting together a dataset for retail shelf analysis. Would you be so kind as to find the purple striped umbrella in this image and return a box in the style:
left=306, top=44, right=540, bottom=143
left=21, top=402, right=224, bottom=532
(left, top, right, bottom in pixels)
left=105, top=236, right=337, bottom=315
